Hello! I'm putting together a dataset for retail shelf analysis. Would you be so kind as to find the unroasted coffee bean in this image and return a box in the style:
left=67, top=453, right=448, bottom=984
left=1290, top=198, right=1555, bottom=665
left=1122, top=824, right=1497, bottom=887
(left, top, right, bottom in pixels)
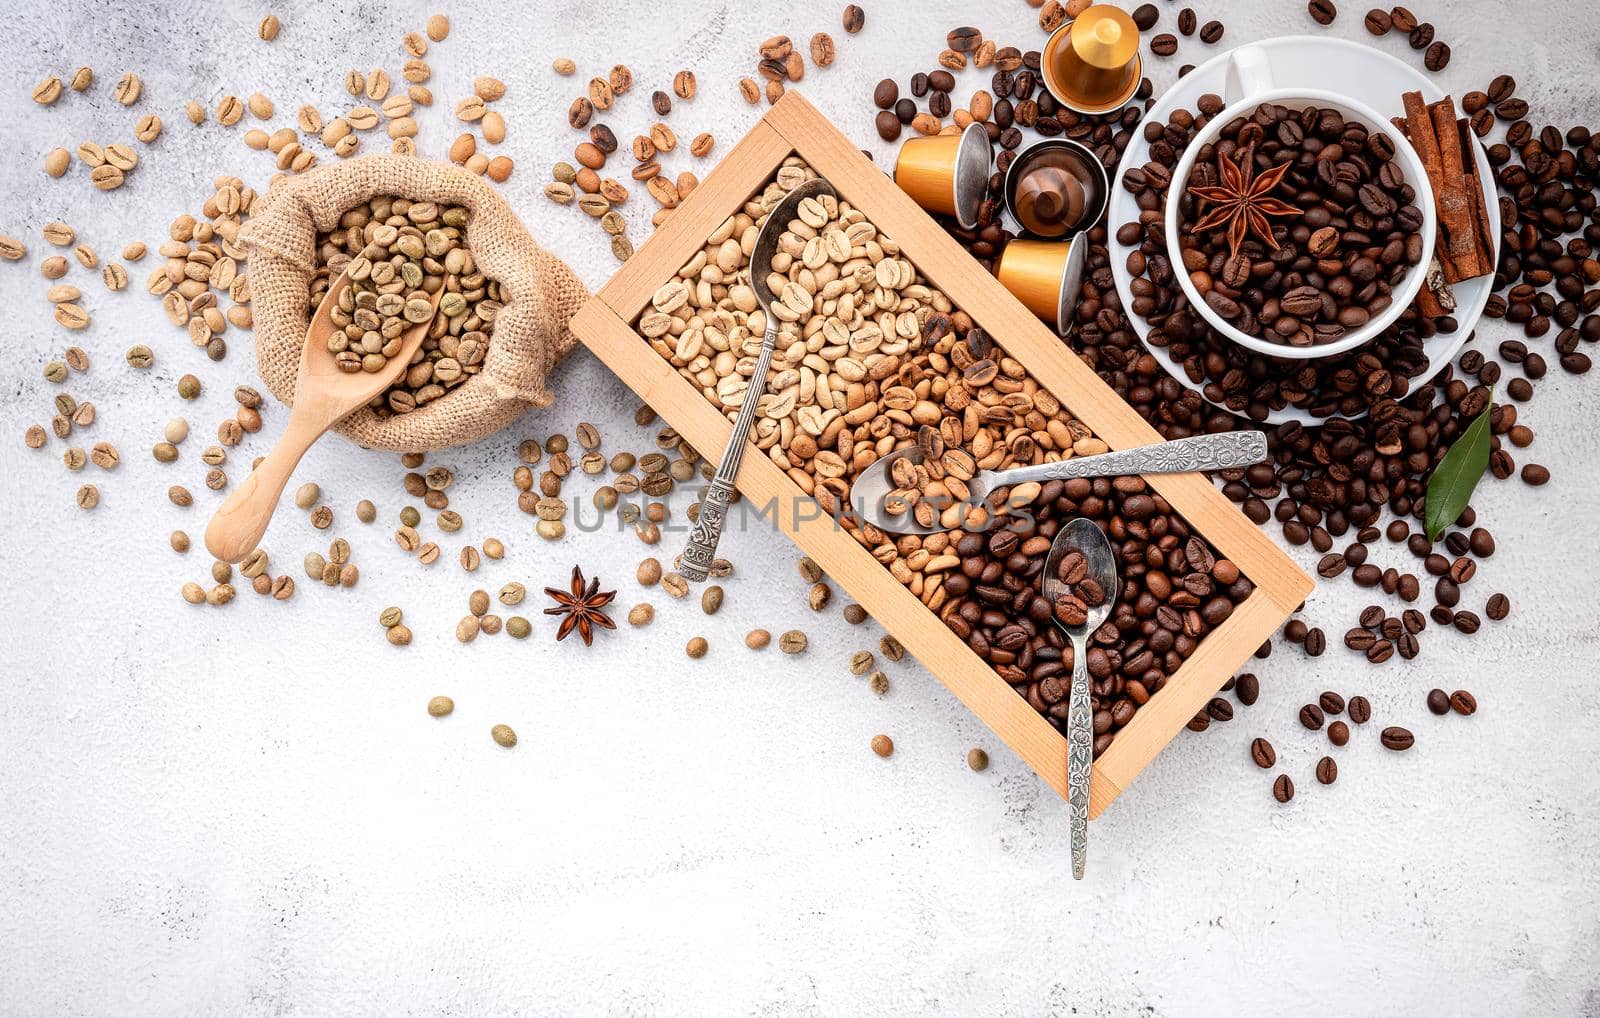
left=1381, top=726, right=1414, bottom=751
left=1250, top=737, right=1275, bottom=768
left=1427, top=688, right=1450, bottom=714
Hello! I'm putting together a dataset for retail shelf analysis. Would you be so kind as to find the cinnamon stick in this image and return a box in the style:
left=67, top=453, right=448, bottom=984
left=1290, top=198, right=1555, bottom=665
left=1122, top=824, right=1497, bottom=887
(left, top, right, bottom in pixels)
left=1428, top=96, right=1489, bottom=280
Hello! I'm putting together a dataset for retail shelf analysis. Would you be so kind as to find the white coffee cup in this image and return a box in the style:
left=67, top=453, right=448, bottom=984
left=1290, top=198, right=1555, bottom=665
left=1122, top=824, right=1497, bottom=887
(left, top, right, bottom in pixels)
left=1164, top=45, right=1437, bottom=360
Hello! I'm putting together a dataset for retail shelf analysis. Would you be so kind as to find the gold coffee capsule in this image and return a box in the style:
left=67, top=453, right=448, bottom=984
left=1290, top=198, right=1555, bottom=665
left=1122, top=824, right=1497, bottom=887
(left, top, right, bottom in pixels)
left=1004, top=139, right=1110, bottom=239
left=893, top=121, right=992, bottom=230
left=1041, top=6, right=1143, bottom=116
left=994, top=236, right=1087, bottom=336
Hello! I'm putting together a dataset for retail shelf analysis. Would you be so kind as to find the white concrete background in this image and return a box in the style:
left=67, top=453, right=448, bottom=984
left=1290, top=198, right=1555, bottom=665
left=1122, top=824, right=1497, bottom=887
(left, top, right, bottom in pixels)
left=1, top=1, right=1597, bottom=1015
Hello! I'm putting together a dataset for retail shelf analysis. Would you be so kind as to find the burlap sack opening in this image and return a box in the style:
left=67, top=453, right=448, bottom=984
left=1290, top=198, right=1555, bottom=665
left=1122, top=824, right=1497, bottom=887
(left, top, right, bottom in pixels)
left=242, top=154, right=588, bottom=451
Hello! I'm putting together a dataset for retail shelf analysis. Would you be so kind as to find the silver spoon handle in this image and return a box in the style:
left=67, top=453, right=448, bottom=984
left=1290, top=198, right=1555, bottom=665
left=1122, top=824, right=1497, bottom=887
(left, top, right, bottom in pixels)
left=997, top=431, right=1268, bottom=488
left=1068, top=636, right=1092, bottom=880
left=681, top=322, right=780, bottom=581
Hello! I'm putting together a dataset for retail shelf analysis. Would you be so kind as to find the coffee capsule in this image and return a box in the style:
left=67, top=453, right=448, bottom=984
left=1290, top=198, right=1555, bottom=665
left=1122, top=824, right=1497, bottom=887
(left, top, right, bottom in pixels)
left=1041, top=6, right=1143, bottom=116
left=1004, top=139, right=1110, bottom=238
left=994, top=236, right=1087, bottom=335
left=893, top=121, right=992, bottom=229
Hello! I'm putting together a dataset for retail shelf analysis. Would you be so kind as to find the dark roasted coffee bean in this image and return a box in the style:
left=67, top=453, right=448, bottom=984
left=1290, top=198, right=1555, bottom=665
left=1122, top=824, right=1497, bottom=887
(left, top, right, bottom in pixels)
left=1485, top=592, right=1510, bottom=620
left=927, top=69, right=955, bottom=93
left=1187, top=710, right=1210, bottom=733
left=1308, top=0, right=1337, bottom=25
left=1236, top=672, right=1260, bottom=706
left=1348, top=696, right=1372, bottom=724
left=1319, top=691, right=1346, bottom=715
left=1389, top=5, right=1418, bottom=33
left=1407, top=21, right=1433, bottom=49
left=1299, top=703, right=1325, bottom=731
left=1424, top=41, right=1450, bottom=71
left=1198, top=20, right=1224, bottom=43
left=1381, top=726, right=1414, bottom=751
left=1328, top=720, right=1350, bottom=747
left=1359, top=604, right=1384, bottom=629
left=1304, top=628, right=1326, bottom=656
left=1132, top=3, right=1159, bottom=30
left=947, top=27, right=982, bottom=53
left=1363, top=7, right=1392, bottom=33
left=1250, top=737, right=1276, bottom=768
left=910, top=72, right=929, bottom=97
left=1427, top=688, right=1450, bottom=715
left=1453, top=610, right=1481, bottom=634
left=1486, top=73, right=1516, bottom=103
left=1450, top=690, right=1477, bottom=716
left=1496, top=97, right=1529, bottom=121
left=1207, top=697, right=1233, bottom=722
left=1273, top=773, right=1295, bottom=803
left=1365, top=639, right=1395, bottom=664
left=1316, top=756, right=1338, bottom=785
left=873, top=79, right=898, bottom=109
left=1150, top=33, right=1178, bottom=56
left=875, top=110, right=901, bottom=141
left=1521, top=463, right=1550, bottom=485
left=1178, top=6, right=1197, bottom=34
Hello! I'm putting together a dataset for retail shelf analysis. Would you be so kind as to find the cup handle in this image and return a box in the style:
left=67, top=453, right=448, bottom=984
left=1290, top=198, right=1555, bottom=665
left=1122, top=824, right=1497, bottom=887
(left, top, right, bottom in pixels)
left=1224, top=45, right=1274, bottom=105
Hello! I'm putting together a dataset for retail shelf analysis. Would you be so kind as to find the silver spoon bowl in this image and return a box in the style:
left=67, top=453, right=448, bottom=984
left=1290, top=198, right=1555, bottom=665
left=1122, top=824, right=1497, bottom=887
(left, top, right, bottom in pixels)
left=1042, top=516, right=1119, bottom=880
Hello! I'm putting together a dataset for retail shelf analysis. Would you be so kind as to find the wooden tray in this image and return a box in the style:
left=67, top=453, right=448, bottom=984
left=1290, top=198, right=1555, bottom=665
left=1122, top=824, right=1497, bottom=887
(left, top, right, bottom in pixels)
left=570, top=91, right=1314, bottom=818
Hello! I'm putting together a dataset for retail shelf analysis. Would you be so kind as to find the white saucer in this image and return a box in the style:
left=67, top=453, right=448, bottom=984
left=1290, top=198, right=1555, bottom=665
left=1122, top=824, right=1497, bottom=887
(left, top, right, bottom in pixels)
left=1106, top=34, right=1499, bottom=426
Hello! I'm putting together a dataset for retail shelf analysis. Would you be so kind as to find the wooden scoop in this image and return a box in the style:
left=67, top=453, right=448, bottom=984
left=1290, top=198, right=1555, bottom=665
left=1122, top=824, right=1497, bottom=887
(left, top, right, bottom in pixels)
left=204, top=273, right=442, bottom=562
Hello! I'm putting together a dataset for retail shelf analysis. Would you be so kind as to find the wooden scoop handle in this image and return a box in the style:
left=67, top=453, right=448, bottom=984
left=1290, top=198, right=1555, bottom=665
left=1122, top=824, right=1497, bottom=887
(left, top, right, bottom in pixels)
left=204, top=409, right=327, bottom=562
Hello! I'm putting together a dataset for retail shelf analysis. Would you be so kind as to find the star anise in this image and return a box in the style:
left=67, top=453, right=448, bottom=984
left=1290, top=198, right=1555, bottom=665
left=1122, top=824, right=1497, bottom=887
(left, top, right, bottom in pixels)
left=1188, top=146, right=1303, bottom=259
left=543, top=566, right=617, bottom=645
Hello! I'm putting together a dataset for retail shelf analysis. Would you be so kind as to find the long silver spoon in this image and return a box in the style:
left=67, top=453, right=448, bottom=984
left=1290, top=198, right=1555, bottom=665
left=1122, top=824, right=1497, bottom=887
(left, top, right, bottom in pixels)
left=850, top=431, right=1267, bottom=536
left=679, top=177, right=838, bottom=581
left=1042, top=517, right=1119, bottom=880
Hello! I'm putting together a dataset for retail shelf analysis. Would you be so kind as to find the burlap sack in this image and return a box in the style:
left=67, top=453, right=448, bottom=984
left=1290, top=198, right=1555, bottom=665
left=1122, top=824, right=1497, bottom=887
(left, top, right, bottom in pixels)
left=241, top=154, right=588, bottom=450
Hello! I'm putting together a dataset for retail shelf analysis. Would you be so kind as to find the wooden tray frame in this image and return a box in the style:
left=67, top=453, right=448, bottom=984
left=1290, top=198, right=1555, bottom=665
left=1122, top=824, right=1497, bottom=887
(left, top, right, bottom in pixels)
left=570, top=92, right=1314, bottom=817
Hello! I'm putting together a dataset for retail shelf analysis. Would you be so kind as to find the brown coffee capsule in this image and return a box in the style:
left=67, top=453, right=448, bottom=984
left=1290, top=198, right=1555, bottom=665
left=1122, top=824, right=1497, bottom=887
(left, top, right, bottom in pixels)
left=993, top=235, right=1086, bottom=335
left=893, top=121, right=992, bottom=229
left=1004, top=139, right=1109, bottom=238
left=1041, top=6, right=1143, bottom=115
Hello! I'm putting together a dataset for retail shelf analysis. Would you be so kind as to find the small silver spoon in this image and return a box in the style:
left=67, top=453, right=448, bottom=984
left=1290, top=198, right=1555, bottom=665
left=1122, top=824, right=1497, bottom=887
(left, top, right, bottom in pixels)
left=679, top=176, right=838, bottom=581
left=850, top=431, right=1267, bottom=536
left=1041, top=516, right=1119, bottom=880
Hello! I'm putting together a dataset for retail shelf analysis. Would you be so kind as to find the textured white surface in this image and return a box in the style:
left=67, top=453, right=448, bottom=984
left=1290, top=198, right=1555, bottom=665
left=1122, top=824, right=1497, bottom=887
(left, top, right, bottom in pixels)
left=1, top=2, right=1598, bottom=1015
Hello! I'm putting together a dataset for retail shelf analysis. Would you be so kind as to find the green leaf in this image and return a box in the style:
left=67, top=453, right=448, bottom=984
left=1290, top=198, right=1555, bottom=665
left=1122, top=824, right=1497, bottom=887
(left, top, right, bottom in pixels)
left=1424, top=398, right=1494, bottom=543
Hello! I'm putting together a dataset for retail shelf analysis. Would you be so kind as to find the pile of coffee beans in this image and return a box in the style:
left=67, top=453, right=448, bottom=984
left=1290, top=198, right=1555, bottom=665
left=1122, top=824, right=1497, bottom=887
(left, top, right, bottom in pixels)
left=939, top=475, right=1253, bottom=754
left=1175, top=102, right=1426, bottom=347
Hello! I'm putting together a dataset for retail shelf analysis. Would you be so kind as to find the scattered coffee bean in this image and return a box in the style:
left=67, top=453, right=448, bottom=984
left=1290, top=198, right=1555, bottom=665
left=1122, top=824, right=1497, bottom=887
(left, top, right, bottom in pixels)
left=1380, top=726, right=1415, bottom=751
left=1450, top=690, right=1477, bottom=716
left=1315, top=756, right=1338, bottom=785
left=1250, top=737, right=1276, bottom=769
left=1273, top=773, right=1295, bottom=803
left=1308, top=0, right=1337, bottom=25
